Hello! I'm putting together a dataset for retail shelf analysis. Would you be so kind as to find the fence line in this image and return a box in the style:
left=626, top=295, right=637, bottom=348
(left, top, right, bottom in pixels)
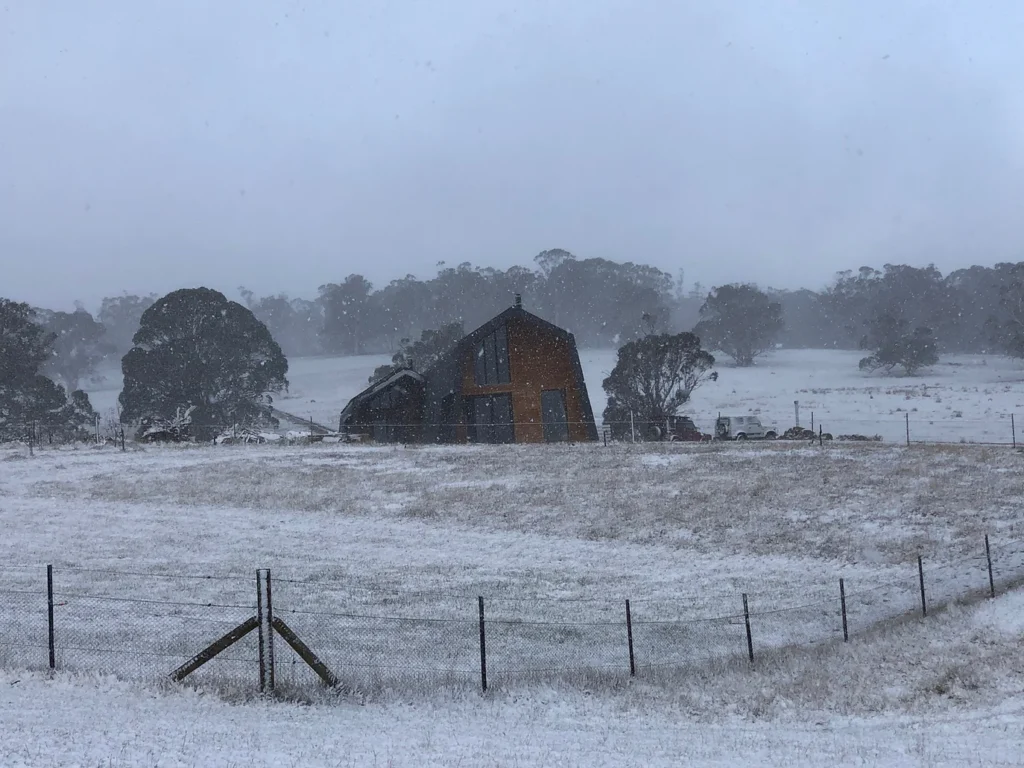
left=1, top=533, right=1022, bottom=695
left=4, top=411, right=1023, bottom=448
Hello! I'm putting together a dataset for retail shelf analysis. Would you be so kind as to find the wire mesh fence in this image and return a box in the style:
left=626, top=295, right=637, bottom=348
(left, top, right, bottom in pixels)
left=3, top=409, right=1024, bottom=449
left=2, top=534, right=1023, bottom=696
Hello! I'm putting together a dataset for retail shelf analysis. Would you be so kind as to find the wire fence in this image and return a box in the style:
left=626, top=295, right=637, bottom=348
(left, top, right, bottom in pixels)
left=2, top=534, right=1023, bottom=695
left=5, top=407, right=1024, bottom=449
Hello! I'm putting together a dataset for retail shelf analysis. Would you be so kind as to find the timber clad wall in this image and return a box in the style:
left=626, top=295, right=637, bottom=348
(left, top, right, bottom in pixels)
left=459, top=317, right=592, bottom=443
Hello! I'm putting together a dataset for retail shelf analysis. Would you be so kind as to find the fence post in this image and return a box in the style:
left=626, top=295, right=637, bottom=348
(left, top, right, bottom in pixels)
left=625, top=599, right=636, bottom=677
left=47, top=565, right=55, bottom=670
left=265, top=569, right=275, bottom=692
left=811, top=412, right=814, bottom=433
left=839, top=578, right=848, bottom=642
left=906, top=413, right=911, bottom=447
left=819, top=424, right=823, bottom=447
left=256, top=570, right=266, bottom=692
left=1012, top=415, right=1017, bottom=449
left=985, top=535, right=996, bottom=599
left=917, top=556, right=927, bottom=617
left=630, top=411, right=636, bottom=444
left=477, top=596, right=487, bottom=692
left=742, top=593, right=754, bottom=663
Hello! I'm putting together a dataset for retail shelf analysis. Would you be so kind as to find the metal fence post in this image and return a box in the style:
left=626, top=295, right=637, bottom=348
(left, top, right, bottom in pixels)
left=1012, top=415, right=1017, bottom=449
left=839, top=578, right=848, bottom=642
left=918, top=556, right=927, bottom=617
left=265, top=569, right=275, bottom=692
left=985, top=535, right=996, bottom=599
left=47, top=564, right=55, bottom=670
left=742, top=593, right=754, bottom=663
left=477, top=596, right=487, bottom=692
left=906, top=413, right=911, bottom=447
left=625, top=599, right=636, bottom=677
left=256, top=570, right=266, bottom=692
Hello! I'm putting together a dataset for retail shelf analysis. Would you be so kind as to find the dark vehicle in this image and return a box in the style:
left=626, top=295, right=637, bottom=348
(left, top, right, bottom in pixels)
left=649, top=415, right=712, bottom=442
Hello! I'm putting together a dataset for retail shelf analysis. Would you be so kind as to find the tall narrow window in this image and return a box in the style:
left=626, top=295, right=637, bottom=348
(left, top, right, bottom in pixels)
left=474, top=325, right=511, bottom=386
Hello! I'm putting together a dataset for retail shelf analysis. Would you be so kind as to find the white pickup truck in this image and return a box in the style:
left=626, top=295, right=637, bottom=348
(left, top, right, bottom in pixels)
left=714, top=415, right=778, bottom=441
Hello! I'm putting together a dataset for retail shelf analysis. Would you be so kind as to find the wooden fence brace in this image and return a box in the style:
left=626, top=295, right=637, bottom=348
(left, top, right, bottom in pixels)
left=742, top=593, right=754, bottom=663
left=478, top=596, right=488, bottom=692
left=918, top=555, right=927, bottom=617
left=271, top=616, right=340, bottom=687
left=47, top=564, right=55, bottom=670
left=265, top=569, right=275, bottom=691
left=839, top=578, right=848, bottom=642
left=256, top=570, right=266, bottom=692
left=985, top=534, right=996, bottom=599
left=170, top=616, right=259, bottom=682
left=625, top=599, right=636, bottom=677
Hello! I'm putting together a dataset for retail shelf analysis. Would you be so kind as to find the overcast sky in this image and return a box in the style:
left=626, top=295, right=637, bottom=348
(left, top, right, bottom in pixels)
left=3, top=1, right=1024, bottom=310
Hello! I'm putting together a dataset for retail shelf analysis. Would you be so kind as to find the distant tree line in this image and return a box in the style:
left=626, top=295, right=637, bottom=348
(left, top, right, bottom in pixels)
left=10, top=254, right=1024, bottom=443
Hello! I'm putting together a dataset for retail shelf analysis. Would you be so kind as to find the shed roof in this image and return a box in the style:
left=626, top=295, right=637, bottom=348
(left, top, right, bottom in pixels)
left=338, top=368, right=424, bottom=424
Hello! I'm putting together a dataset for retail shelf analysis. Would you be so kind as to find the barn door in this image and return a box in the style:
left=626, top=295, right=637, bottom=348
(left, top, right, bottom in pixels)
left=468, top=394, right=515, bottom=444
left=541, top=390, right=569, bottom=443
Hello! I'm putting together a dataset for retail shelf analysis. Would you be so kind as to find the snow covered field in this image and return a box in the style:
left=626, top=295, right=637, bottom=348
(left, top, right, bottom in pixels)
left=84, top=348, right=1024, bottom=444
left=3, top=439, right=1024, bottom=764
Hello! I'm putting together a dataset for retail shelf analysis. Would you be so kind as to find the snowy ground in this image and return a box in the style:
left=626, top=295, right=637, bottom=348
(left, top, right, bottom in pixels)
left=85, top=348, right=1024, bottom=444
left=3, top=440, right=1024, bottom=764
left=2, top=589, right=1024, bottom=767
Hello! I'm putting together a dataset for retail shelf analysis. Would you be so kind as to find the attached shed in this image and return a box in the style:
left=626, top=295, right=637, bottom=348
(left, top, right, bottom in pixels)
left=338, top=368, right=425, bottom=443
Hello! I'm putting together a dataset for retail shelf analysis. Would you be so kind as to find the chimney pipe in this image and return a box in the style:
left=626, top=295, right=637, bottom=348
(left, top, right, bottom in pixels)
left=514, top=293, right=522, bottom=309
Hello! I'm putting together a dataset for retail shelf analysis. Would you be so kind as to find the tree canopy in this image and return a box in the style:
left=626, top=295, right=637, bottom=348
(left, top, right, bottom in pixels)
left=119, top=288, right=289, bottom=440
left=858, top=313, right=939, bottom=375
left=602, top=332, right=717, bottom=439
left=369, top=322, right=465, bottom=384
left=694, top=284, right=783, bottom=366
left=0, top=299, right=97, bottom=441
left=42, top=309, right=112, bottom=392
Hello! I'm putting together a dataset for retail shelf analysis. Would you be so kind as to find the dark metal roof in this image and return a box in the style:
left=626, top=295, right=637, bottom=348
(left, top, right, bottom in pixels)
left=338, top=368, right=424, bottom=424
left=421, top=306, right=575, bottom=379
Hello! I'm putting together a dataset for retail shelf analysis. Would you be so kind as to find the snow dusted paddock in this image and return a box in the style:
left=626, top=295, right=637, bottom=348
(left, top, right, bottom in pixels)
left=4, top=441, right=1024, bottom=766
left=1, top=440, right=1023, bottom=698
left=85, top=349, right=1024, bottom=443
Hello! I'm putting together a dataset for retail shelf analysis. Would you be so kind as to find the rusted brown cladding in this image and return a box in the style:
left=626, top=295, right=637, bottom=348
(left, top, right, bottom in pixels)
left=459, top=317, right=593, bottom=443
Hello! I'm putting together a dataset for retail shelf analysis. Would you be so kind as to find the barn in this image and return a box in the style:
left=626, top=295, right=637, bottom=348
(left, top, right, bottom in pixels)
left=339, top=296, right=598, bottom=444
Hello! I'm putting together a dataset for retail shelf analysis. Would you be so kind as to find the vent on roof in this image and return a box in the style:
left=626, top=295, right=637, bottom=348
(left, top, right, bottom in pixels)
left=513, top=293, right=522, bottom=309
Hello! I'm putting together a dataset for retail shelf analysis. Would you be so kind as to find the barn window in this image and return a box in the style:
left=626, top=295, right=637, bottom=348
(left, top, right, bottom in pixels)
left=474, top=325, right=510, bottom=386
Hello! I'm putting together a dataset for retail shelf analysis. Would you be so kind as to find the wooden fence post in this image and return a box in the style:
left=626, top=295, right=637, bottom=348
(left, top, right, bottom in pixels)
left=265, top=569, right=275, bottom=692
left=47, top=565, right=55, bottom=670
left=625, top=599, right=635, bottom=677
left=985, top=535, right=996, bottom=599
left=918, top=556, right=927, bottom=617
left=839, top=578, right=848, bottom=642
left=478, top=596, right=487, bottom=692
left=256, top=570, right=266, bottom=692
left=742, top=593, right=754, bottom=663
